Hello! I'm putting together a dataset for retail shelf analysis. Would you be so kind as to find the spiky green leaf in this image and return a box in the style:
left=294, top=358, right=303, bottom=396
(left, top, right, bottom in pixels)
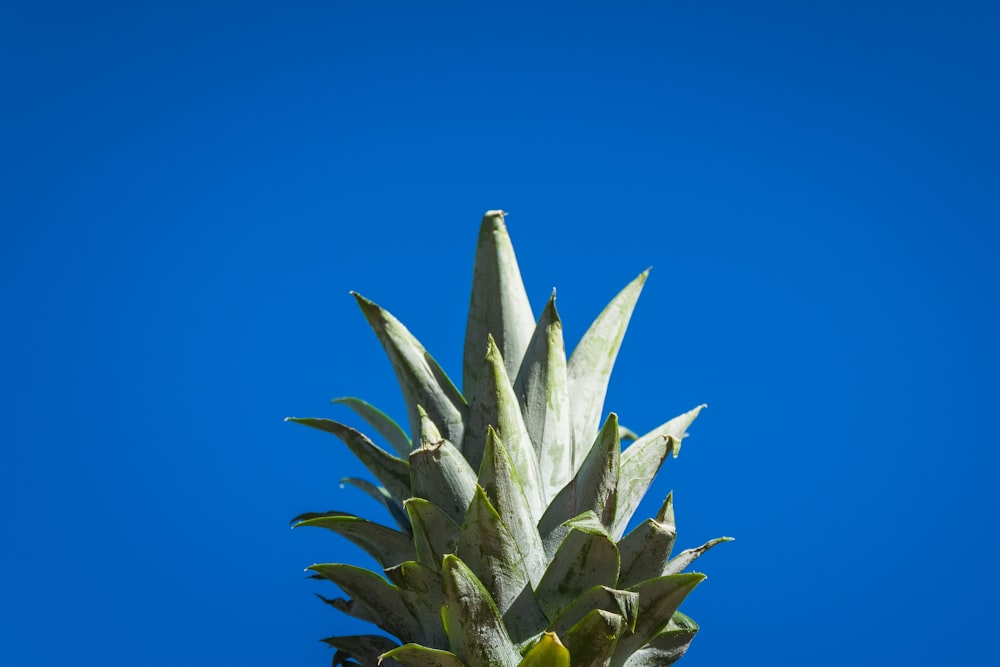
left=353, top=292, right=467, bottom=445
left=518, top=632, right=570, bottom=667
left=441, top=554, right=521, bottom=667
left=294, top=513, right=414, bottom=569
left=286, top=418, right=411, bottom=502
left=616, top=493, right=676, bottom=588
left=613, top=405, right=705, bottom=538
left=462, top=337, right=545, bottom=521
left=385, top=561, right=447, bottom=648
left=410, top=437, right=477, bottom=526
left=539, top=413, right=620, bottom=555
left=381, top=644, right=468, bottom=667
left=663, top=537, right=733, bottom=575
left=321, top=635, right=400, bottom=667
left=566, top=270, right=648, bottom=459
left=547, top=585, right=638, bottom=639
left=513, top=293, right=572, bottom=502
left=611, top=574, right=705, bottom=666
left=535, top=513, right=620, bottom=621
left=627, top=404, right=705, bottom=460
left=478, top=427, right=546, bottom=587
left=458, top=486, right=547, bottom=644
left=620, top=612, right=699, bottom=667
left=463, top=210, right=535, bottom=396
left=563, top=610, right=628, bottom=667
left=404, top=498, right=460, bottom=573
left=309, top=563, right=421, bottom=642
left=332, top=396, right=412, bottom=457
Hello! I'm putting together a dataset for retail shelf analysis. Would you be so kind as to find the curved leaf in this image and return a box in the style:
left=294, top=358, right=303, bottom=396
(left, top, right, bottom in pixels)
left=294, top=513, right=414, bottom=569
left=285, top=417, right=410, bottom=502
left=404, top=498, right=460, bottom=572
left=462, top=336, right=544, bottom=521
left=513, top=292, right=572, bottom=502
left=441, top=554, right=521, bottom=667
left=381, top=644, right=468, bottom=667
left=611, top=573, right=705, bottom=666
left=332, top=396, right=412, bottom=457
left=621, top=612, right=699, bottom=667
left=315, top=594, right=376, bottom=624
left=535, top=513, right=620, bottom=621
left=352, top=292, right=467, bottom=445
left=309, top=563, right=421, bottom=642
left=567, top=270, right=648, bottom=459
left=321, top=635, right=400, bottom=667
left=663, top=537, right=733, bottom=575
left=339, top=477, right=411, bottom=533
left=463, top=210, right=535, bottom=396
left=518, top=632, right=569, bottom=667
left=626, top=404, right=705, bottom=460
left=613, top=405, right=705, bottom=539
left=478, top=427, right=546, bottom=587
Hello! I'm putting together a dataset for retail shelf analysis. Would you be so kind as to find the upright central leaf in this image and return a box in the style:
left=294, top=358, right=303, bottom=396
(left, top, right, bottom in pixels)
left=514, top=293, right=572, bottom=503
left=463, top=336, right=544, bottom=522
left=463, top=210, right=535, bottom=397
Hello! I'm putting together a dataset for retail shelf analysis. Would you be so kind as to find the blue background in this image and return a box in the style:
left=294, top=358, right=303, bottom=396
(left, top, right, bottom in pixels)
left=5, top=2, right=998, bottom=665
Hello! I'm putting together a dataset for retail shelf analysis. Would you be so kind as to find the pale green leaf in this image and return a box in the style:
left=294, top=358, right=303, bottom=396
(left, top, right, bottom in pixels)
left=627, top=404, right=706, bottom=460
left=462, top=336, right=544, bottom=520
left=332, top=396, right=412, bottom=457
left=663, top=537, right=733, bottom=575
left=535, top=513, right=620, bottom=621
left=293, top=513, right=414, bottom=569
left=285, top=418, right=411, bottom=502
left=353, top=292, right=467, bottom=445
left=563, top=610, right=628, bottom=667
left=463, top=210, right=535, bottom=396
left=613, top=405, right=705, bottom=539
left=308, top=563, right=421, bottom=642
left=381, top=644, right=468, bottom=667
left=404, top=498, right=460, bottom=573
left=513, top=292, right=572, bottom=502
left=620, top=612, right=699, bottom=667
left=478, top=427, right=546, bottom=587
left=611, top=574, right=705, bottom=666
left=518, top=632, right=570, bottom=667
left=458, top=486, right=548, bottom=644
left=566, top=270, right=648, bottom=461
left=320, top=635, right=399, bottom=667
left=385, top=561, right=447, bottom=648
left=539, top=413, right=620, bottom=556
left=410, top=436, right=478, bottom=526
left=547, top=585, right=638, bottom=639
left=441, top=554, right=522, bottom=667
left=616, top=493, right=676, bottom=588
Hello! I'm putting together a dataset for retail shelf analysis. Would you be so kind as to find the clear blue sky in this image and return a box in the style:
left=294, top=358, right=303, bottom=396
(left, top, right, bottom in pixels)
left=5, top=2, right=998, bottom=665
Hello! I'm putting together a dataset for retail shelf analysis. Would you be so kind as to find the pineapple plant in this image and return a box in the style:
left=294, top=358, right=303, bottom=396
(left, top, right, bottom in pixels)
left=288, top=211, right=730, bottom=667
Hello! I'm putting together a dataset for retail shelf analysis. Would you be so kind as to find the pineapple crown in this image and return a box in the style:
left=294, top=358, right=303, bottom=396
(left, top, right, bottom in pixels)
left=287, top=211, right=730, bottom=667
